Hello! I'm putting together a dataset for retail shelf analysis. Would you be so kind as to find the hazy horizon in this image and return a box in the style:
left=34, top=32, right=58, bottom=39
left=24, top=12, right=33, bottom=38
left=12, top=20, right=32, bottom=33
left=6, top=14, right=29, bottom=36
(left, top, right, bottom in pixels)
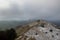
left=0, top=0, right=59, bottom=21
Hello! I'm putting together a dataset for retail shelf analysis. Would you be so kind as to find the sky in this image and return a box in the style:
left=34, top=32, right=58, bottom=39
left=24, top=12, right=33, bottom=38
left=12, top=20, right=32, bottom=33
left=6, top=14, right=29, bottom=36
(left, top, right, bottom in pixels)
left=0, top=0, right=60, bottom=21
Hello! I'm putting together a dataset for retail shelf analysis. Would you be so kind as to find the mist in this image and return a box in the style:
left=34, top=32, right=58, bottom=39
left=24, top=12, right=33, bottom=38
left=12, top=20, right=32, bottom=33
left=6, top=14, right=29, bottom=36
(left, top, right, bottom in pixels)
left=0, top=0, right=59, bottom=21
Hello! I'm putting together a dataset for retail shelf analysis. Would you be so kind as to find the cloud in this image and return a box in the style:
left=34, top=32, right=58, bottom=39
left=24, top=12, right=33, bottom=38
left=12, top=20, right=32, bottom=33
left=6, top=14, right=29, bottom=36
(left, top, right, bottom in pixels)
left=0, top=0, right=60, bottom=21
left=23, top=0, right=60, bottom=20
left=0, top=0, right=10, bottom=9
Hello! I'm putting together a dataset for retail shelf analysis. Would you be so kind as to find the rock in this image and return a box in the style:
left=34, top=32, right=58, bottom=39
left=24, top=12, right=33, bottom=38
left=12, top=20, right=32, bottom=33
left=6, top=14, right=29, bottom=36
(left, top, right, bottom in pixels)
left=15, top=20, right=60, bottom=40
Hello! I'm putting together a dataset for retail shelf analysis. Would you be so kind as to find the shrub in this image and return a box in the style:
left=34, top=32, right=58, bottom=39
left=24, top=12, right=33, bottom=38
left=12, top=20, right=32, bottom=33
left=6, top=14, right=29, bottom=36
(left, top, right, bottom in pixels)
left=0, top=28, right=17, bottom=40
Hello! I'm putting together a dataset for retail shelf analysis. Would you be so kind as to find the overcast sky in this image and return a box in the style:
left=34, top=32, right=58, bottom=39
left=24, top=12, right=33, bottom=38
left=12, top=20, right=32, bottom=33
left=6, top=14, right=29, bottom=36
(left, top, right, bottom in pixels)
left=0, top=0, right=60, bottom=21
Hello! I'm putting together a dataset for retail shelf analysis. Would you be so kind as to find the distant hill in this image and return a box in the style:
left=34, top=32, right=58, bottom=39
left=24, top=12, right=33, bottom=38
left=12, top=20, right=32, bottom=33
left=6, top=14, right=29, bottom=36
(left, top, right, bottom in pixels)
left=0, top=20, right=35, bottom=30
left=0, top=21, right=26, bottom=30
left=0, top=20, right=60, bottom=30
left=47, top=20, right=60, bottom=28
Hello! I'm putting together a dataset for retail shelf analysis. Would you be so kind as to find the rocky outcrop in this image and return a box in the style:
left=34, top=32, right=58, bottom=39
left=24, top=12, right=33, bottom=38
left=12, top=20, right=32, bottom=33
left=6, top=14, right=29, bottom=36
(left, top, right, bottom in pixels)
left=15, top=20, right=60, bottom=40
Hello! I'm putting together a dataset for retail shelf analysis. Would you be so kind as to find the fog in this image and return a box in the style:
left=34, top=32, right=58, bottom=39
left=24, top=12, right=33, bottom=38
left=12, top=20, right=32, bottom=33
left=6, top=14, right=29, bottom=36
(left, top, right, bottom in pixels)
left=0, top=0, right=60, bottom=21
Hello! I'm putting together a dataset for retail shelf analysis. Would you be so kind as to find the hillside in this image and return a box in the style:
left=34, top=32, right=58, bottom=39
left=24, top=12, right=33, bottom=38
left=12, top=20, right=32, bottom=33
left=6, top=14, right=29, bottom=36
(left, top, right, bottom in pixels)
left=15, top=20, right=60, bottom=40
